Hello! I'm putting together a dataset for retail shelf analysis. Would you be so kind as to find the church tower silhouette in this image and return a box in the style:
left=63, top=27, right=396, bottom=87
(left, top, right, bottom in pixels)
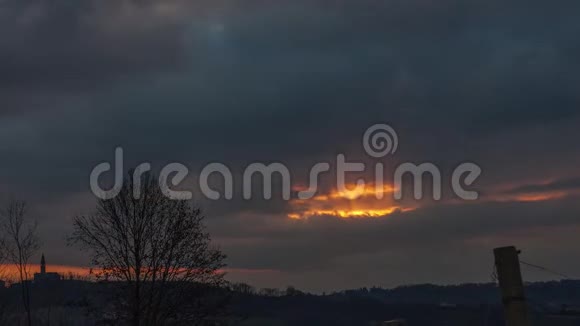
left=40, top=253, right=46, bottom=275
left=34, top=253, right=61, bottom=283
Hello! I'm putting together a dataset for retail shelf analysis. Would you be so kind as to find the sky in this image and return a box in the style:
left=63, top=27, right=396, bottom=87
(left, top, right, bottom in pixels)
left=1, top=0, right=580, bottom=292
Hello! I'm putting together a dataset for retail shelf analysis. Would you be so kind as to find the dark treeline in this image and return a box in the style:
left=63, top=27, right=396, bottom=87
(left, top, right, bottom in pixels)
left=226, top=280, right=580, bottom=326
left=231, top=280, right=580, bottom=306
left=1, top=277, right=580, bottom=325
left=332, top=280, right=580, bottom=306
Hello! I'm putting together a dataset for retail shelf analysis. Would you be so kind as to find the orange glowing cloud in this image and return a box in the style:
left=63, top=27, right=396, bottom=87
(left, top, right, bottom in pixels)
left=491, top=188, right=570, bottom=203
left=318, top=184, right=396, bottom=201
left=288, top=183, right=414, bottom=219
left=512, top=192, right=567, bottom=202
left=287, top=207, right=413, bottom=219
left=488, top=177, right=580, bottom=204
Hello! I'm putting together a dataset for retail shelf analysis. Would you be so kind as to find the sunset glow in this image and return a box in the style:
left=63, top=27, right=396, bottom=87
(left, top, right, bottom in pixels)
left=288, top=207, right=413, bottom=219
left=288, top=184, right=413, bottom=219
left=319, top=184, right=396, bottom=200
left=0, top=264, right=92, bottom=282
left=514, top=192, right=567, bottom=202
left=492, top=191, right=569, bottom=203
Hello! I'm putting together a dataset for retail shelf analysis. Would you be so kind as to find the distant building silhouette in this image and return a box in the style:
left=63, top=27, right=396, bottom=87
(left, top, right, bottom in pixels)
left=34, top=253, right=62, bottom=283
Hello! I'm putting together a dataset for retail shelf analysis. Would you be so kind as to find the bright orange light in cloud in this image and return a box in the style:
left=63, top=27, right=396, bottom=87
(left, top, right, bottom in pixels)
left=288, top=207, right=413, bottom=219
left=323, top=184, right=396, bottom=200
left=288, top=183, right=413, bottom=219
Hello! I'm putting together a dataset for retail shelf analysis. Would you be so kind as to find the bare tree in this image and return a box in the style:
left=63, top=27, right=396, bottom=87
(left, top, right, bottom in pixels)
left=0, top=220, right=9, bottom=326
left=70, top=174, right=227, bottom=326
left=0, top=200, right=40, bottom=326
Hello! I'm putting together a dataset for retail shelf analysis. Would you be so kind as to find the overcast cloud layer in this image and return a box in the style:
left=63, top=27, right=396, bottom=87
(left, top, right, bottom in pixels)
left=1, top=0, right=580, bottom=292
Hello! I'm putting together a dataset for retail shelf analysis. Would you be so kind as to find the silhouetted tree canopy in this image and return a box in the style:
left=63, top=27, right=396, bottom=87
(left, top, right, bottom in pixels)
left=70, top=174, right=227, bottom=326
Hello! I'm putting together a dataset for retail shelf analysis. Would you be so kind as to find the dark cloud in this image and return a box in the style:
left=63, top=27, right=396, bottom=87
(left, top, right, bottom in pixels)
left=0, top=0, right=196, bottom=98
left=505, top=177, right=580, bottom=195
left=1, top=0, right=580, bottom=290
left=210, top=195, right=580, bottom=290
left=214, top=196, right=580, bottom=268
